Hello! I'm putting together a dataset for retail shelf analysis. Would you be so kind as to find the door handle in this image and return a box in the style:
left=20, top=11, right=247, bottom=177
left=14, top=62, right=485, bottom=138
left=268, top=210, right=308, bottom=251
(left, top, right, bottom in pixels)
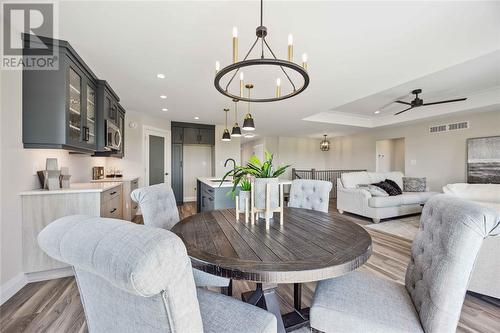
left=165, top=172, right=169, bottom=176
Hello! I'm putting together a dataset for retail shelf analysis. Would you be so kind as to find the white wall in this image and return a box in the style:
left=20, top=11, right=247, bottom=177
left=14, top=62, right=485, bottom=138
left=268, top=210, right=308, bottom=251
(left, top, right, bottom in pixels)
left=183, top=145, right=212, bottom=201
left=214, top=125, right=241, bottom=177
left=0, top=69, right=108, bottom=292
left=376, top=138, right=405, bottom=173
left=106, top=110, right=170, bottom=187
left=326, top=110, right=500, bottom=190
left=241, top=136, right=328, bottom=179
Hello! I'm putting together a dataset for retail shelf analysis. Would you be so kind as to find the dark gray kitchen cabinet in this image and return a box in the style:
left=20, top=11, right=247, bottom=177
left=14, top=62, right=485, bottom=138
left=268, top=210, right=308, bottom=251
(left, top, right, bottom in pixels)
left=171, top=143, right=183, bottom=204
left=199, top=128, right=215, bottom=145
left=197, top=181, right=236, bottom=213
left=110, top=105, right=125, bottom=158
left=171, top=126, right=183, bottom=144
left=170, top=122, right=215, bottom=204
left=183, top=127, right=200, bottom=145
left=22, top=35, right=98, bottom=152
left=95, top=80, right=121, bottom=154
left=183, top=127, right=215, bottom=145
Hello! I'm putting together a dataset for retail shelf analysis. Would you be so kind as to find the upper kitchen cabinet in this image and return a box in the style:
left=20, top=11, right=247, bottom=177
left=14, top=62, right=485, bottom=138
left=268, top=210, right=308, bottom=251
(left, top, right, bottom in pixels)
left=173, top=123, right=215, bottom=145
left=94, top=80, right=124, bottom=157
left=23, top=35, right=99, bottom=152
left=110, top=104, right=125, bottom=158
left=171, top=126, right=183, bottom=144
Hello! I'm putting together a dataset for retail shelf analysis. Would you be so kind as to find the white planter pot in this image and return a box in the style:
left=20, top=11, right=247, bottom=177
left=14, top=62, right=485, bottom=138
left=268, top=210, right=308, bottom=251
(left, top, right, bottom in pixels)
left=238, top=190, right=250, bottom=211
left=254, top=178, right=279, bottom=219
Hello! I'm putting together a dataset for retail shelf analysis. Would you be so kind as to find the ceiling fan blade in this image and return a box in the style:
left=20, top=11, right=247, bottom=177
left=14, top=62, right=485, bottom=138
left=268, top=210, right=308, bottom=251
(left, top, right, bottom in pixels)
left=395, top=107, right=413, bottom=115
left=395, top=100, right=412, bottom=106
left=423, top=98, right=467, bottom=106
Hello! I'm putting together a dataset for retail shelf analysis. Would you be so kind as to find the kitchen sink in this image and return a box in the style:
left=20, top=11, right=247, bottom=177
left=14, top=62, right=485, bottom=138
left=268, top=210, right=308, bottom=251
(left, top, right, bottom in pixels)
left=210, top=178, right=232, bottom=183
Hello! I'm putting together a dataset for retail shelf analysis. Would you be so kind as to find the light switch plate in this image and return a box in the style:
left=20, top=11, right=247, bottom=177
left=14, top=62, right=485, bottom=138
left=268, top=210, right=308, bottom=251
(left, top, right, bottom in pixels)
left=410, top=159, right=417, bottom=166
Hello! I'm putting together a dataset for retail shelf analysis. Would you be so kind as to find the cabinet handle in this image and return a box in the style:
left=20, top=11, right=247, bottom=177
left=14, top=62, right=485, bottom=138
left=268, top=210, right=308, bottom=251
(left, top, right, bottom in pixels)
left=208, top=197, right=214, bottom=202
left=110, top=208, right=117, bottom=213
left=110, top=191, right=117, bottom=195
left=133, top=206, right=138, bottom=210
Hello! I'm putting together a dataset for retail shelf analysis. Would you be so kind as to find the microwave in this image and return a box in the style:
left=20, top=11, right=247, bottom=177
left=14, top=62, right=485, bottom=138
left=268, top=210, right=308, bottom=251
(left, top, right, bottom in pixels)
left=105, top=120, right=122, bottom=150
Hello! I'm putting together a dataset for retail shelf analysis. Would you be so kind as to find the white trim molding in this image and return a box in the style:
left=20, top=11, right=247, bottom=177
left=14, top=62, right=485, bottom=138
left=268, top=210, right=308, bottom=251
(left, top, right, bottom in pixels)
left=0, top=273, right=27, bottom=306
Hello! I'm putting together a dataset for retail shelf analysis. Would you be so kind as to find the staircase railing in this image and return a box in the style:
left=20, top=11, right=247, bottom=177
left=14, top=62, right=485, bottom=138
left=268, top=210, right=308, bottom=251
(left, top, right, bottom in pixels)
left=291, top=168, right=366, bottom=198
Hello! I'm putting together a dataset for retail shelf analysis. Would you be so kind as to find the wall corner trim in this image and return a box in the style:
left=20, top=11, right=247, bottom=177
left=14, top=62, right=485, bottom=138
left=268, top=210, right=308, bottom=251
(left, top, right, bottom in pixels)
left=0, top=273, right=27, bottom=306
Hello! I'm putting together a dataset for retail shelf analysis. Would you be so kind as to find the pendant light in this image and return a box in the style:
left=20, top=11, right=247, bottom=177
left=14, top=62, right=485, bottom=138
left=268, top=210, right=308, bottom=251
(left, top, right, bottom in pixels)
left=222, top=108, right=231, bottom=141
left=320, top=134, right=330, bottom=151
left=242, top=84, right=255, bottom=131
left=231, top=99, right=242, bottom=137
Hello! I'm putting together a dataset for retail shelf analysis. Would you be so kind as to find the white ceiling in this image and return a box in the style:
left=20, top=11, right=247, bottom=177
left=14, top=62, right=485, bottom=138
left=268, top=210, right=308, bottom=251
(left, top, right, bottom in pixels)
left=57, top=1, right=500, bottom=139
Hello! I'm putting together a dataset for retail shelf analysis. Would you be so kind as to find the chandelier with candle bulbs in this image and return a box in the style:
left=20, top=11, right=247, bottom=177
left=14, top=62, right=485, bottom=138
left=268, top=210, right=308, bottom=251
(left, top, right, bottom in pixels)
left=214, top=0, right=310, bottom=103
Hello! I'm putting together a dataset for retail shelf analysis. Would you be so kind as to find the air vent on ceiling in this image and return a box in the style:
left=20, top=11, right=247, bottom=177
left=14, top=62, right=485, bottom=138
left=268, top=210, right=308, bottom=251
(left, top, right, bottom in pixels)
left=429, top=124, right=447, bottom=133
left=448, top=121, right=469, bottom=131
left=429, top=121, right=469, bottom=134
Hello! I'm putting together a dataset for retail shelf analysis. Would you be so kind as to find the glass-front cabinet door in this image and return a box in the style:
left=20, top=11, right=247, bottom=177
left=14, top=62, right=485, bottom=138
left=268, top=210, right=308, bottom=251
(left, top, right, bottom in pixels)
left=86, top=84, right=96, bottom=144
left=68, top=67, right=82, bottom=143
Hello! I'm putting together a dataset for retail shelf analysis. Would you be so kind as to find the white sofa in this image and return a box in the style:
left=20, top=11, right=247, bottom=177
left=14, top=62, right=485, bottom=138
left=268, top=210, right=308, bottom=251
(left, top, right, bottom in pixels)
left=443, top=183, right=500, bottom=299
left=337, top=171, right=437, bottom=223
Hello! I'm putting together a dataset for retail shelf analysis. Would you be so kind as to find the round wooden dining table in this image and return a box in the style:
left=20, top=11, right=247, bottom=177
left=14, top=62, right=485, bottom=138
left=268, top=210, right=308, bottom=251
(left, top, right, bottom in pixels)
left=171, top=207, right=372, bottom=333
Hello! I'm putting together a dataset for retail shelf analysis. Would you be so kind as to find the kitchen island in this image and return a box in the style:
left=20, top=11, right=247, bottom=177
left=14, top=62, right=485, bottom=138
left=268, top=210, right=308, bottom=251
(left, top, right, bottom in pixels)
left=196, top=177, right=292, bottom=213
left=197, top=177, right=236, bottom=213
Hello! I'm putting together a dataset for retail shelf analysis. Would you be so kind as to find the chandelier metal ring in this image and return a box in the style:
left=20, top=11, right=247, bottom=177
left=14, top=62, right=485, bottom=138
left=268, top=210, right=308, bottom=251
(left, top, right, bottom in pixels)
left=214, top=59, right=309, bottom=103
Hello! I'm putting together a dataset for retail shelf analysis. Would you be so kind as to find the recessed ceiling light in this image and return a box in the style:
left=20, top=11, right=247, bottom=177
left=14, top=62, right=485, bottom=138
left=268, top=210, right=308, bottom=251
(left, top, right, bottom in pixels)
left=157, top=73, right=165, bottom=79
left=160, top=95, right=167, bottom=99
left=162, top=108, right=168, bottom=112
left=374, top=110, right=381, bottom=114
left=194, top=116, right=199, bottom=120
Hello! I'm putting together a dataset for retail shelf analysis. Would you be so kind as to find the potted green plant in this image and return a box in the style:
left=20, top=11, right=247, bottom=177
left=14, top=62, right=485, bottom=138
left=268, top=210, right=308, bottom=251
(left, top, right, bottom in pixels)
left=221, top=151, right=290, bottom=219
left=238, top=177, right=252, bottom=212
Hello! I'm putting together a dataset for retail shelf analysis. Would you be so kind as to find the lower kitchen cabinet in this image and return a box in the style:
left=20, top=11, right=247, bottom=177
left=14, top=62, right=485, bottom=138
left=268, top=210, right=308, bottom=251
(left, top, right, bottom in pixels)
left=20, top=183, right=123, bottom=278
left=197, top=180, right=236, bottom=213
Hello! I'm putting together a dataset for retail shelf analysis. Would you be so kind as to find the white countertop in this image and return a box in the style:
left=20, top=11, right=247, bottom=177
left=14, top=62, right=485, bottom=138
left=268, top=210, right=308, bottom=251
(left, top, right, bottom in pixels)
left=91, top=176, right=139, bottom=183
left=20, top=182, right=122, bottom=196
left=197, top=177, right=292, bottom=188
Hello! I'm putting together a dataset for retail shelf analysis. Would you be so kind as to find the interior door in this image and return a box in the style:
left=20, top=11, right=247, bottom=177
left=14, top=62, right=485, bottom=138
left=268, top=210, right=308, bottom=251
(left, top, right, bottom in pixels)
left=145, top=127, right=171, bottom=187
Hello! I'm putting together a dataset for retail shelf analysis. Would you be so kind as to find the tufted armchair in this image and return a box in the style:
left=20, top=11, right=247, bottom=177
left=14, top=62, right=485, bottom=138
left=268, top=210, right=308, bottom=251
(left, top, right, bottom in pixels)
left=131, top=184, right=231, bottom=290
left=310, top=194, right=500, bottom=333
left=288, top=179, right=333, bottom=213
left=38, top=216, right=277, bottom=333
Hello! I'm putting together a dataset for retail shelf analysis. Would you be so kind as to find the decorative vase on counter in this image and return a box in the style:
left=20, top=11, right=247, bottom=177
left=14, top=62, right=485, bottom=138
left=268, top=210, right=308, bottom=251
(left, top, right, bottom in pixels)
left=254, top=178, right=279, bottom=220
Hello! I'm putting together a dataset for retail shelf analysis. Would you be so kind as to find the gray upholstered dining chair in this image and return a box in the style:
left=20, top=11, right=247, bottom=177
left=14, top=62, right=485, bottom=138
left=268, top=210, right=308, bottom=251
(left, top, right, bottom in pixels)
left=130, top=183, right=231, bottom=291
left=310, top=194, right=500, bottom=333
left=288, top=179, right=333, bottom=213
left=38, top=215, right=277, bottom=333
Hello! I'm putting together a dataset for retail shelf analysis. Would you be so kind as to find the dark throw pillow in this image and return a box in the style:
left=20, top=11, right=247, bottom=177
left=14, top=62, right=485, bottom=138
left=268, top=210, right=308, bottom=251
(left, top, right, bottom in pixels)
left=371, top=181, right=400, bottom=196
left=384, top=179, right=403, bottom=195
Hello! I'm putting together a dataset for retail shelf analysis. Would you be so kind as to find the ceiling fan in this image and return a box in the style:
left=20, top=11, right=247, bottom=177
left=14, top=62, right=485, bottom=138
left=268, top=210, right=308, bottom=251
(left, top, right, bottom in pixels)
left=394, top=89, right=467, bottom=115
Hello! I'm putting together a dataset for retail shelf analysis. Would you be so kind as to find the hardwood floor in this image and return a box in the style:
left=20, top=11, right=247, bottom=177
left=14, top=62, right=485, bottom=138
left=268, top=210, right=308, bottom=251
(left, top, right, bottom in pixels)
left=1, top=201, right=499, bottom=333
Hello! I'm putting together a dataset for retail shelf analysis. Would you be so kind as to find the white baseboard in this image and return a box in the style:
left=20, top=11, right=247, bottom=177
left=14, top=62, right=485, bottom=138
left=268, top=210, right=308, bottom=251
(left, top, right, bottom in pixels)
left=183, top=196, right=196, bottom=202
left=0, top=267, right=75, bottom=306
left=26, top=267, right=74, bottom=283
left=0, top=273, right=27, bottom=306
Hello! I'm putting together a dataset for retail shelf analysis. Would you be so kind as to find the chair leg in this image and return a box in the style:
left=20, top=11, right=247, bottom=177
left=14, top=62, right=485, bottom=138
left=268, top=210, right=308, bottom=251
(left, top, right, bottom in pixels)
left=221, top=280, right=232, bottom=296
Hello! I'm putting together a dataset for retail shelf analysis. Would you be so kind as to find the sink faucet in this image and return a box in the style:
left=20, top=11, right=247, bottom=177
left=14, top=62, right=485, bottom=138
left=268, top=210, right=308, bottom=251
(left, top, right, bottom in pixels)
left=224, top=158, right=236, bottom=169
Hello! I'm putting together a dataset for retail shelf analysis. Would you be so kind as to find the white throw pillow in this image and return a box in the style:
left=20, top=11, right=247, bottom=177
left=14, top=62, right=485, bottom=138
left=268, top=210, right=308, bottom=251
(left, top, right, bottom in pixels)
left=357, top=184, right=389, bottom=197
